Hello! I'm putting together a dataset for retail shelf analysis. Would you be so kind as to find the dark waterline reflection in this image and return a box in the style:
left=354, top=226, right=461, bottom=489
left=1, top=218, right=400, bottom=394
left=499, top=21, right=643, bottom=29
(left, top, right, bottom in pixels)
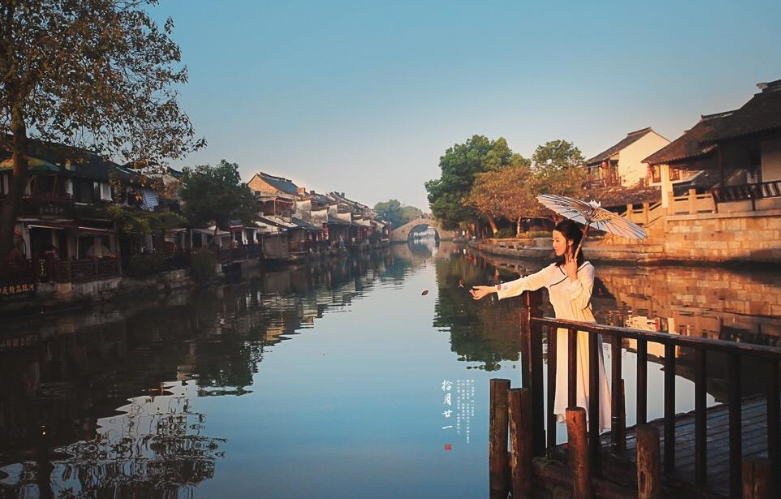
left=1, top=241, right=779, bottom=498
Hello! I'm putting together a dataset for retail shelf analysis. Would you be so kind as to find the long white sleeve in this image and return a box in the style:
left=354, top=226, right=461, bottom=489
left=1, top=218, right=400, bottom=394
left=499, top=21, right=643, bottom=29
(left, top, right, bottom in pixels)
left=566, top=263, right=594, bottom=310
left=495, top=265, right=552, bottom=300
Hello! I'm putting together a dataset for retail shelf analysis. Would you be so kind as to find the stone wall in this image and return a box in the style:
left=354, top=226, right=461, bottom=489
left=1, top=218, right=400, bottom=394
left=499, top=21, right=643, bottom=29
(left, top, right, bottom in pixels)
left=663, top=209, right=781, bottom=263
left=0, top=269, right=197, bottom=314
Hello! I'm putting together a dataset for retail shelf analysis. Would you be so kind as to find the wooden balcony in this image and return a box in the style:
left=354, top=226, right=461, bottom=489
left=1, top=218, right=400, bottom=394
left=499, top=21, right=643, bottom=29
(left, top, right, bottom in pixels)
left=18, top=193, right=75, bottom=218
left=712, top=179, right=781, bottom=211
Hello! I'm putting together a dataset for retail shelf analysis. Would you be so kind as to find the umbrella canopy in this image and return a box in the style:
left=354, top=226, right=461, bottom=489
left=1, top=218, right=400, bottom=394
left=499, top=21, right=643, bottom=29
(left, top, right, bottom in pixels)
left=0, top=156, right=61, bottom=173
left=536, top=194, right=648, bottom=240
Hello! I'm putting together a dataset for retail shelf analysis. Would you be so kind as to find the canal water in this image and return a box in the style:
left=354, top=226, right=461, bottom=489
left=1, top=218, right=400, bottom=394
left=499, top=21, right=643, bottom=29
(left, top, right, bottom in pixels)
left=1, top=241, right=779, bottom=498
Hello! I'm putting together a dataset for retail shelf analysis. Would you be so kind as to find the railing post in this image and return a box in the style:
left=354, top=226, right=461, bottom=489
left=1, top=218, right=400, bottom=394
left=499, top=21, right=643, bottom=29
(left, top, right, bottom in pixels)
left=767, top=360, right=780, bottom=489
left=688, top=188, right=697, bottom=214
left=637, top=424, right=662, bottom=499
left=588, top=331, right=600, bottom=475
left=642, top=202, right=650, bottom=225
left=742, top=457, right=775, bottom=499
left=664, top=342, right=676, bottom=473
left=567, top=407, right=592, bottom=499
left=509, top=388, right=533, bottom=499
left=489, top=379, right=511, bottom=499
left=694, top=347, right=707, bottom=487
left=521, top=290, right=545, bottom=456
left=637, top=339, right=648, bottom=425
left=729, top=354, right=743, bottom=497
left=546, top=327, right=558, bottom=452
left=610, top=335, right=624, bottom=452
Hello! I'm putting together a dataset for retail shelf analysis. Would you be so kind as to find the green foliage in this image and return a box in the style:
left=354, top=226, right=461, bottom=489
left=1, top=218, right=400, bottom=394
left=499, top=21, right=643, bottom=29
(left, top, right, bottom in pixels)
left=532, top=140, right=587, bottom=199
left=126, top=254, right=165, bottom=278
left=0, top=0, right=204, bottom=258
left=373, top=199, right=423, bottom=227
left=102, top=205, right=186, bottom=236
left=426, top=135, right=530, bottom=230
left=493, top=228, right=516, bottom=239
left=190, top=250, right=217, bottom=283
left=180, top=160, right=257, bottom=233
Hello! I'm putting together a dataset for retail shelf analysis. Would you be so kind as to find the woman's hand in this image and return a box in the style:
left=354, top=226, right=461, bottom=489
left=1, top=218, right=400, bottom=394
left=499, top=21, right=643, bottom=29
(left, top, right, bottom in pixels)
left=563, top=250, right=578, bottom=282
left=470, top=285, right=496, bottom=300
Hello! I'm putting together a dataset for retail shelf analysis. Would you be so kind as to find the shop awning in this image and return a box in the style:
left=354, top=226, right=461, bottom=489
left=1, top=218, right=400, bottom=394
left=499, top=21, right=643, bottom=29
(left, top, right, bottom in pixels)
left=76, top=226, right=116, bottom=236
left=26, top=222, right=115, bottom=235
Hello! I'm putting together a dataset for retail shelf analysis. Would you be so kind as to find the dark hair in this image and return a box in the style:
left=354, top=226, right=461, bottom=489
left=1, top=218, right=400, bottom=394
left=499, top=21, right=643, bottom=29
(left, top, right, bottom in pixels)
left=554, top=219, right=585, bottom=267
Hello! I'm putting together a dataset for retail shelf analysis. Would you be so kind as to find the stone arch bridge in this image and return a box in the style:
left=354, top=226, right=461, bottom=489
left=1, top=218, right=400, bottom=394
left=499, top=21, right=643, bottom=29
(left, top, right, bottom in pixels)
left=390, top=218, right=450, bottom=242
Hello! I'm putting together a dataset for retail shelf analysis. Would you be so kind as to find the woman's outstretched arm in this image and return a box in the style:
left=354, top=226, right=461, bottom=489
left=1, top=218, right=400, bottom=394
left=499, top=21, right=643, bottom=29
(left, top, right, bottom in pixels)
left=471, top=265, right=551, bottom=301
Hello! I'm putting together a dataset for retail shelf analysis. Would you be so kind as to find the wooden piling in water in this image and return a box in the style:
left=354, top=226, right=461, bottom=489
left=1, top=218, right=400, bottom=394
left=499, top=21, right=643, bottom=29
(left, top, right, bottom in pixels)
left=636, top=424, right=661, bottom=499
left=509, top=388, right=533, bottom=499
left=489, top=378, right=510, bottom=499
left=566, top=407, right=592, bottom=499
left=742, top=457, right=775, bottom=499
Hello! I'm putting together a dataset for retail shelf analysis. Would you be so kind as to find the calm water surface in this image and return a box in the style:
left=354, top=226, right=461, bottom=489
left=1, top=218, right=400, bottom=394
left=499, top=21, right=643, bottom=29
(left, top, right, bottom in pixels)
left=1, top=241, right=779, bottom=498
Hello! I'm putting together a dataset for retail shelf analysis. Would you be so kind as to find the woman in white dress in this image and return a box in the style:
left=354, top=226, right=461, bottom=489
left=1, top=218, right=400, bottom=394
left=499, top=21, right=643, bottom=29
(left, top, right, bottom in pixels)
left=470, top=220, right=611, bottom=431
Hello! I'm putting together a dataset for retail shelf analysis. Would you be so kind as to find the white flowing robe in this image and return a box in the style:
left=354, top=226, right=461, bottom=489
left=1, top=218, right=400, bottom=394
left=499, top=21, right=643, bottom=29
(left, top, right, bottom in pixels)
left=496, top=261, right=611, bottom=431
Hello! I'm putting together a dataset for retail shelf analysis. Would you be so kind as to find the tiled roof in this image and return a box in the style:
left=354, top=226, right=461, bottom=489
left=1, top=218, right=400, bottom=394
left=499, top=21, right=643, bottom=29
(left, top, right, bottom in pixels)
left=585, top=127, right=657, bottom=166
left=327, top=215, right=351, bottom=226
left=702, top=79, right=781, bottom=143
left=644, top=79, right=781, bottom=166
left=642, top=112, right=734, bottom=165
left=291, top=217, right=323, bottom=232
left=257, top=172, right=299, bottom=196
left=2, top=138, right=136, bottom=183
left=586, top=183, right=661, bottom=207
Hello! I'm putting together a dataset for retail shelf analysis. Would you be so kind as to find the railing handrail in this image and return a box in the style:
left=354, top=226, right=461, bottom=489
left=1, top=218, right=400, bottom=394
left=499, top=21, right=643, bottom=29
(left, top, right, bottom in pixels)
left=533, top=316, right=781, bottom=361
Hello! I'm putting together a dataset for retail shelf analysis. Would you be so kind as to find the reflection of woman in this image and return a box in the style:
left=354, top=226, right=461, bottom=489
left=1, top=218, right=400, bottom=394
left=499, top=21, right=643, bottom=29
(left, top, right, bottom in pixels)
left=470, top=219, right=611, bottom=430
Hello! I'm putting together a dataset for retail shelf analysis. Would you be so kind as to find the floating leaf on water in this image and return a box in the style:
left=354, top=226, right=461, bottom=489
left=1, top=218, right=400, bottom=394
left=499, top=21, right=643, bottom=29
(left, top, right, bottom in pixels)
left=421, top=290, right=429, bottom=295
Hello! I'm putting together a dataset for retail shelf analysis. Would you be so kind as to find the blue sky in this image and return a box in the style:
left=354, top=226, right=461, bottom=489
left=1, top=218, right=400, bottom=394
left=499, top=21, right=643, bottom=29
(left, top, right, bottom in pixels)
left=150, top=0, right=781, bottom=211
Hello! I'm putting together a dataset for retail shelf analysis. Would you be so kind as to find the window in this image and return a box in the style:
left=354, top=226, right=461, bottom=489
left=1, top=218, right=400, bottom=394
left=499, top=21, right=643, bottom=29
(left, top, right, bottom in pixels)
left=651, top=165, right=662, bottom=183
left=670, top=168, right=681, bottom=181
left=100, top=182, right=112, bottom=201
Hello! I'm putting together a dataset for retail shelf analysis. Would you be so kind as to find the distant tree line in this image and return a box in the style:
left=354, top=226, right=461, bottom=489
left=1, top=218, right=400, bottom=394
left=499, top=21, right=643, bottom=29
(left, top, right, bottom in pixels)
left=425, top=135, right=586, bottom=236
left=373, top=199, right=423, bottom=228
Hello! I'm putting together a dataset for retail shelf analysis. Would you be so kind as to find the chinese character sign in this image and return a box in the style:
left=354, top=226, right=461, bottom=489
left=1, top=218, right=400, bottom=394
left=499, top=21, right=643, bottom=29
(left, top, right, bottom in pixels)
left=440, top=379, right=475, bottom=446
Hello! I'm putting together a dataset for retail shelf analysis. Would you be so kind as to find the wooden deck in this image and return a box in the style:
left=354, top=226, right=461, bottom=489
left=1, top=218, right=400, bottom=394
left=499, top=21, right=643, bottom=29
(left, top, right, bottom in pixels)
left=566, top=396, right=775, bottom=498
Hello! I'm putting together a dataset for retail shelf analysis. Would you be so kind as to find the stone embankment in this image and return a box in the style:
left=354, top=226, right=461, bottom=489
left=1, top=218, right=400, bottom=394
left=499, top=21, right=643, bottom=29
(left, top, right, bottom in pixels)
left=468, top=238, right=664, bottom=264
left=2, top=268, right=200, bottom=315
left=471, top=209, right=781, bottom=265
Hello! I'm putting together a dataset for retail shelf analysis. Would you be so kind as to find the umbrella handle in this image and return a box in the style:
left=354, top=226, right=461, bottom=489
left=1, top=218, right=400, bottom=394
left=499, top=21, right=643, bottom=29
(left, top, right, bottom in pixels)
left=573, top=222, right=590, bottom=260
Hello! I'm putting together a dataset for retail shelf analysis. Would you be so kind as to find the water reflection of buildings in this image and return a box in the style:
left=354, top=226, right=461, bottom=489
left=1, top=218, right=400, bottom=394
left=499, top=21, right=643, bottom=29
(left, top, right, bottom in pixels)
left=1, top=248, right=420, bottom=497
left=464, top=249, right=781, bottom=400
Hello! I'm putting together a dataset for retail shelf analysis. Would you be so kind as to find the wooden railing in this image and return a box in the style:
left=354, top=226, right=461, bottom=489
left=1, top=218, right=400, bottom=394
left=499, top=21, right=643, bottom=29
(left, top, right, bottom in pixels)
left=669, top=188, right=715, bottom=215
left=518, top=290, right=781, bottom=498
left=712, top=180, right=781, bottom=212
left=18, top=193, right=75, bottom=217
left=55, top=258, right=120, bottom=282
left=621, top=201, right=664, bottom=226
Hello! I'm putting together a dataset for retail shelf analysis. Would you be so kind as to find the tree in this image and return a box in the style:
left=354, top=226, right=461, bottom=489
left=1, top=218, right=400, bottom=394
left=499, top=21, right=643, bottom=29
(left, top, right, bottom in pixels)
left=426, top=135, right=528, bottom=232
left=0, top=0, right=203, bottom=258
left=399, top=205, right=423, bottom=223
left=531, top=140, right=587, bottom=200
left=468, top=163, right=539, bottom=236
left=373, top=199, right=403, bottom=227
left=180, top=161, right=257, bottom=243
